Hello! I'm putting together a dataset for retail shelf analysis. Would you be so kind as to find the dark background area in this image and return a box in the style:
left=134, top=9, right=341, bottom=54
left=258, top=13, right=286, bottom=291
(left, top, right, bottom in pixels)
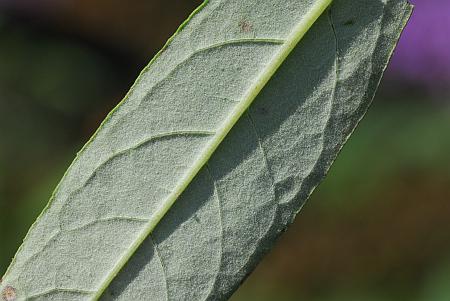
left=0, top=0, right=449, bottom=300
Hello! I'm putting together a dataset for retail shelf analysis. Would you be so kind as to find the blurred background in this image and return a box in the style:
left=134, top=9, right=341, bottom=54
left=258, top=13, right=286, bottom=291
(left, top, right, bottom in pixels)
left=0, top=0, right=449, bottom=300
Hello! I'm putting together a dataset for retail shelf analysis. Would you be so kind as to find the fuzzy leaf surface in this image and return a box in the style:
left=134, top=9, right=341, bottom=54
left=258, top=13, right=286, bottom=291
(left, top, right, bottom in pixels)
left=1, top=0, right=412, bottom=300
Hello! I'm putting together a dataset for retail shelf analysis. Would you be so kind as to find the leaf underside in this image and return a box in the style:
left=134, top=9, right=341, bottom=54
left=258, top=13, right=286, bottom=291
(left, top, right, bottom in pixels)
left=1, top=0, right=412, bottom=300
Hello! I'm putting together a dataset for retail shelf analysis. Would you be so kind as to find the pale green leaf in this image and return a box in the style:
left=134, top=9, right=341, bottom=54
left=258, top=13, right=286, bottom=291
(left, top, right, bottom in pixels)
left=1, top=0, right=412, bottom=300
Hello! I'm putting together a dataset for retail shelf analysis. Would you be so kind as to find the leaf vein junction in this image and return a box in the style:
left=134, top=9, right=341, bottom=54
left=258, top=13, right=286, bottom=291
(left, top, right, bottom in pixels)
left=150, top=236, right=169, bottom=301
left=203, top=165, right=224, bottom=301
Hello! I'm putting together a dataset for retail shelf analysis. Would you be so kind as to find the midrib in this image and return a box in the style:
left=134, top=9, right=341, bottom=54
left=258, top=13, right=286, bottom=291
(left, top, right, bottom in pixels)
left=92, top=0, right=332, bottom=299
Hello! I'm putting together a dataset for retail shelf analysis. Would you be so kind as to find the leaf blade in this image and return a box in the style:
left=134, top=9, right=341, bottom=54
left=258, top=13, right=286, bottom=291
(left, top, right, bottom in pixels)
left=1, top=0, right=412, bottom=300
left=93, top=2, right=332, bottom=299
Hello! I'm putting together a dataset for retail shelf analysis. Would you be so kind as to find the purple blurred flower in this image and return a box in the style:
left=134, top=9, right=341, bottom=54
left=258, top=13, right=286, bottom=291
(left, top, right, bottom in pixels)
left=388, top=0, right=450, bottom=89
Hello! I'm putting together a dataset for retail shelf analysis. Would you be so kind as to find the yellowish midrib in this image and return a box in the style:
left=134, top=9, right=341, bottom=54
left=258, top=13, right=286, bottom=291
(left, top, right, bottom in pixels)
left=92, top=1, right=332, bottom=299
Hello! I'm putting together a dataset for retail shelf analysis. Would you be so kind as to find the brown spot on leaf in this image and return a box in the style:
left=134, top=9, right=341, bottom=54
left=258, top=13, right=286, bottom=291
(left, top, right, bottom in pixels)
left=2, top=286, right=16, bottom=301
left=238, top=20, right=253, bottom=33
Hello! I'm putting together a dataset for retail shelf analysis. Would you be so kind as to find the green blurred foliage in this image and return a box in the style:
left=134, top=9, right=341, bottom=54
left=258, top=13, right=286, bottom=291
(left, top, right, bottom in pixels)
left=0, top=2, right=449, bottom=300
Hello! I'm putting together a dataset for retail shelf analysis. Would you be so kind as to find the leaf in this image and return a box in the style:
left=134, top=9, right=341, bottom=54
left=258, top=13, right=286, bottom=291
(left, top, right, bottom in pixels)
left=1, top=0, right=412, bottom=300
